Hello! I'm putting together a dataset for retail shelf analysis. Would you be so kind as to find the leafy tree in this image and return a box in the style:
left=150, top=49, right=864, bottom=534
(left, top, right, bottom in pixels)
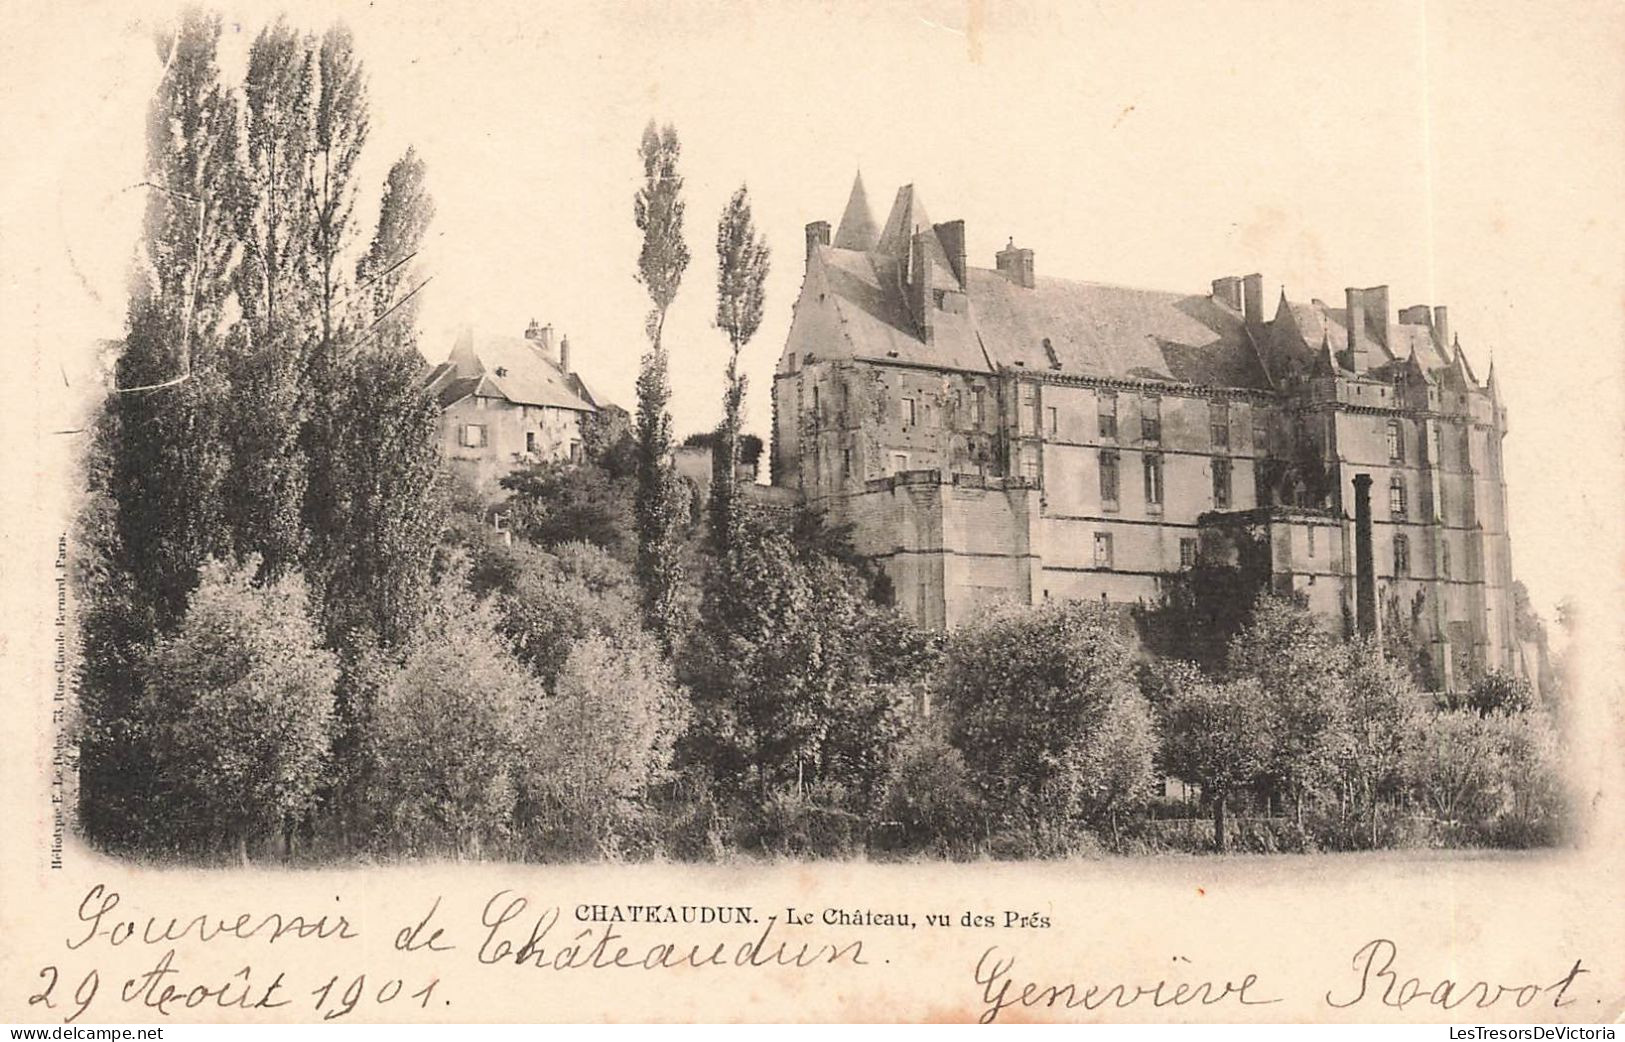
left=1465, top=669, right=1534, bottom=716
left=310, top=148, right=444, bottom=651
left=681, top=509, right=934, bottom=815
left=1149, top=662, right=1274, bottom=852
left=1069, top=686, right=1159, bottom=843
left=1337, top=638, right=1424, bottom=846
left=142, top=559, right=337, bottom=860
left=879, top=720, right=981, bottom=854
left=631, top=121, right=691, bottom=646
left=113, top=8, right=240, bottom=627
left=518, top=634, right=688, bottom=858
left=502, top=459, right=634, bottom=560
left=226, top=19, right=317, bottom=578
left=496, top=541, right=650, bottom=688
left=939, top=600, right=1142, bottom=850
left=709, top=185, right=771, bottom=551
left=1403, top=709, right=1508, bottom=826
left=1227, top=594, right=1347, bottom=822
left=370, top=569, right=539, bottom=857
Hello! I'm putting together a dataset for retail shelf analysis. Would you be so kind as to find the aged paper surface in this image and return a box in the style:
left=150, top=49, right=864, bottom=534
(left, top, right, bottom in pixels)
left=2, top=0, right=1622, bottom=1024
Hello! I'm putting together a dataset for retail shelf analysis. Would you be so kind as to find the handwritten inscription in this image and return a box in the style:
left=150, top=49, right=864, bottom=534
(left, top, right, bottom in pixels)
left=1325, top=939, right=1588, bottom=1012
left=25, top=885, right=1596, bottom=1024
left=973, top=946, right=1280, bottom=1023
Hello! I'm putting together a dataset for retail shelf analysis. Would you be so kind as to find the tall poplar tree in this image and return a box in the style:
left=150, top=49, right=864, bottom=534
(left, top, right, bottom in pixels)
left=83, top=7, right=240, bottom=845
left=226, top=20, right=316, bottom=578
left=710, top=185, right=770, bottom=551
left=632, top=121, right=691, bottom=644
left=318, top=148, right=444, bottom=651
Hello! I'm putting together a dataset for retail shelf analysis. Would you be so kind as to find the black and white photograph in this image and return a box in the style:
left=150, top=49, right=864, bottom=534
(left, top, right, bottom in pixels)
left=2, top=0, right=1622, bottom=1026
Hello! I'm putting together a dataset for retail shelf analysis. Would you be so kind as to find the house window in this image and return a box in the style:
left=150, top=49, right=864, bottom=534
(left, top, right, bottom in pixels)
left=1389, top=475, right=1408, bottom=518
left=1047, top=406, right=1058, bottom=435
left=1394, top=533, right=1411, bottom=576
left=1387, top=420, right=1404, bottom=462
left=891, top=452, right=909, bottom=474
left=1141, top=396, right=1161, bottom=442
left=1143, top=453, right=1164, bottom=506
left=1210, top=400, right=1230, bottom=449
left=525, top=431, right=537, bottom=455
left=1180, top=538, right=1197, bottom=569
left=569, top=441, right=582, bottom=463
left=1099, top=450, right=1120, bottom=506
left=1098, top=392, right=1118, bottom=440
left=1094, top=532, right=1114, bottom=569
left=1212, top=458, right=1232, bottom=509
left=460, top=424, right=488, bottom=448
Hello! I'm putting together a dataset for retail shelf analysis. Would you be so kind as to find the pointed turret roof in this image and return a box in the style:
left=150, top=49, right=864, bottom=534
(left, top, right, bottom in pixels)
left=833, top=171, right=879, bottom=251
left=877, top=184, right=934, bottom=256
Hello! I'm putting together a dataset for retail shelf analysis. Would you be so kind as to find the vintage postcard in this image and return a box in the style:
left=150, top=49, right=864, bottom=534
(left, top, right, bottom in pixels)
left=2, top=0, right=1622, bottom=1026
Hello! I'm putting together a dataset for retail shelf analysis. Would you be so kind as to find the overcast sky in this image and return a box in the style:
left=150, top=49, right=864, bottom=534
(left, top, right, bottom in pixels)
left=6, top=0, right=1622, bottom=632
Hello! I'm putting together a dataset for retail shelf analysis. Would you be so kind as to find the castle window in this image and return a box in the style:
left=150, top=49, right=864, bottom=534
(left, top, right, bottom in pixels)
left=1212, top=458, right=1232, bottom=508
left=1021, top=385, right=1040, bottom=433
left=1253, top=423, right=1269, bottom=452
left=1143, top=453, right=1164, bottom=506
left=1432, top=423, right=1444, bottom=467
left=1387, top=420, right=1405, bottom=462
left=1394, top=533, right=1411, bottom=576
left=1141, top=396, right=1161, bottom=443
left=812, top=385, right=821, bottom=425
left=1098, top=392, right=1118, bottom=440
left=902, top=397, right=916, bottom=426
left=1047, top=406, right=1058, bottom=435
left=1021, top=456, right=1040, bottom=483
left=1210, top=401, right=1230, bottom=449
left=1308, top=525, right=1317, bottom=557
left=1389, top=475, right=1408, bottom=518
left=1094, top=532, right=1114, bottom=569
left=1440, top=540, right=1451, bottom=578
left=1099, top=450, right=1120, bottom=507
left=1180, top=538, right=1197, bottom=569
left=891, top=452, right=909, bottom=474
left=842, top=447, right=852, bottom=481
left=460, top=424, right=488, bottom=448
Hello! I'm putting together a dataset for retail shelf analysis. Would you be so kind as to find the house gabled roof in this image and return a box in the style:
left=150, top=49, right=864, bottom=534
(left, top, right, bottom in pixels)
left=427, top=328, right=595, bottom=412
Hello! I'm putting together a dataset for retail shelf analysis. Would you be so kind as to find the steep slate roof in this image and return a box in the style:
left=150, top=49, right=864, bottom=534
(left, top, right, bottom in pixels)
left=1272, top=298, right=1455, bottom=376
left=427, top=329, right=594, bottom=411
left=833, top=172, right=878, bottom=251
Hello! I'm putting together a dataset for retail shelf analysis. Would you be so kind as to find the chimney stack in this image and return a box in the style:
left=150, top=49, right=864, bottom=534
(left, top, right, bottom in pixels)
left=1432, top=306, right=1450, bottom=351
left=1211, top=276, right=1243, bottom=311
left=1345, top=288, right=1368, bottom=368
left=805, top=220, right=831, bottom=259
left=1364, top=285, right=1390, bottom=348
left=559, top=335, right=572, bottom=375
left=1242, top=273, right=1264, bottom=328
left=996, top=238, right=1035, bottom=289
left=909, top=230, right=935, bottom=343
left=934, top=220, right=966, bottom=287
